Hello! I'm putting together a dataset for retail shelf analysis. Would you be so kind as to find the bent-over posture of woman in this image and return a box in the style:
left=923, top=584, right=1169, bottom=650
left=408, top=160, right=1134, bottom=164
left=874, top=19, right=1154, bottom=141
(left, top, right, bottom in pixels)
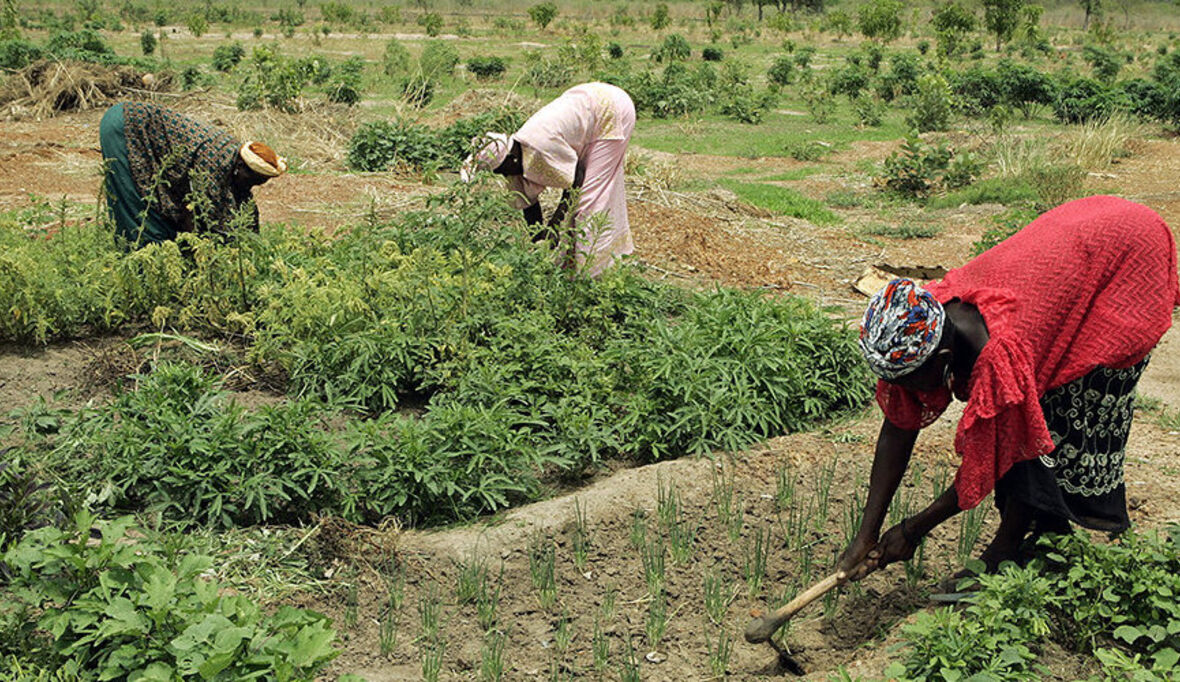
left=839, top=195, right=1180, bottom=582
left=462, top=82, right=636, bottom=277
left=100, top=102, right=287, bottom=247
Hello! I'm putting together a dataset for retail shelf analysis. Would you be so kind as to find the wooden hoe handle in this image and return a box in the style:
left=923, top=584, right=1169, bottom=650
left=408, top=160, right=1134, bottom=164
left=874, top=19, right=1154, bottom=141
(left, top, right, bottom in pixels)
left=743, top=570, right=846, bottom=644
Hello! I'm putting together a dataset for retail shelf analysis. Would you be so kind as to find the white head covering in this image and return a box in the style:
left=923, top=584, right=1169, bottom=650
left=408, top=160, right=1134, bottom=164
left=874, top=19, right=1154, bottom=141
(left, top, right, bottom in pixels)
left=239, top=142, right=288, bottom=178
left=858, top=278, right=946, bottom=380
left=460, top=132, right=511, bottom=183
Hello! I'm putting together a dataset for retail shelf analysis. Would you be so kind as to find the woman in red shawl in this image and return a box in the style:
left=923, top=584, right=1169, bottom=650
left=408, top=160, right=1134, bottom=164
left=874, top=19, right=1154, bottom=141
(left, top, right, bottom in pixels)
left=840, top=195, right=1180, bottom=581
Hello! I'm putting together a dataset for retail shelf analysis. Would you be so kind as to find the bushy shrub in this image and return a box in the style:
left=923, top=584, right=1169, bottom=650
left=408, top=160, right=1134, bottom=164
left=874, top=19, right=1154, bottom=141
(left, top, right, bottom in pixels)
left=383, top=37, right=411, bottom=77
left=419, top=39, right=459, bottom=79
left=185, top=12, right=207, bottom=38
left=417, top=11, right=443, bottom=37
left=467, top=55, right=507, bottom=80
left=44, top=29, right=112, bottom=58
left=996, top=59, right=1057, bottom=117
left=702, top=46, right=723, bottom=62
left=653, top=33, right=691, bottom=62
left=525, top=53, right=575, bottom=89
left=326, top=55, right=364, bottom=104
left=346, top=109, right=526, bottom=172
left=880, top=136, right=978, bottom=198
left=875, top=52, right=920, bottom=101
left=0, top=514, right=339, bottom=678
left=1083, top=43, right=1124, bottom=83
left=1053, top=76, right=1129, bottom=123
left=211, top=40, right=245, bottom=71
left=857, top=0, right=903, bottom=43
left=235, top=45, right=306, bottom=112
left=853, top=94, right=886, bottom=126
left=139, top=29, right=155, bottom=56
left=528, top=1, right=557, bottom=30
left=827, top=62, right=871, bottom=98
left=51, top=363, right=354, bottom=528
left=767, top=54, right=794, bottom=86
left=607, top=41, right=624, bottom=59
left=0, top=39, right=43, bottom=70
left=904, top=72, right=954, bottom=132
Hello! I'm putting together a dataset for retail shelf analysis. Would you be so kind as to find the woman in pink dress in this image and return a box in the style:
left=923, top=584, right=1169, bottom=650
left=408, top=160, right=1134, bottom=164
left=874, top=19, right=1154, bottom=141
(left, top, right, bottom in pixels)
left=462, top=82, right=636, bottom=277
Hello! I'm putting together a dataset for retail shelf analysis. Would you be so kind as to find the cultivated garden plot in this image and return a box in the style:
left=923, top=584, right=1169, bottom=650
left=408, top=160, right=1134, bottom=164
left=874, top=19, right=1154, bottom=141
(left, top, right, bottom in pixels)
left=3, top=0, right=1180, bottom=680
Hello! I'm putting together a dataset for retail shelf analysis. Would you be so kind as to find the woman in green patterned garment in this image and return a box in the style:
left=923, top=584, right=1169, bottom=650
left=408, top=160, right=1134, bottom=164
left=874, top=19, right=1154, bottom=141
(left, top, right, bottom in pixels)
left=99, top=102, right=287, bottom=247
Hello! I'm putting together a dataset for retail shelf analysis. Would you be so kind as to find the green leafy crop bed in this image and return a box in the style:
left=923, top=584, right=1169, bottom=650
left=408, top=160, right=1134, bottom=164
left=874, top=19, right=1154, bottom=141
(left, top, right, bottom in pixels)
left=2, top=182, right=871, bottom=529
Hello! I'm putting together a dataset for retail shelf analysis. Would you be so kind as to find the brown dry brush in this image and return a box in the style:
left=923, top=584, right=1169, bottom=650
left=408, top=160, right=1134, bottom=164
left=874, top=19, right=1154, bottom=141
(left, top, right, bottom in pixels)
left=0, top=59, right=172, bottom=119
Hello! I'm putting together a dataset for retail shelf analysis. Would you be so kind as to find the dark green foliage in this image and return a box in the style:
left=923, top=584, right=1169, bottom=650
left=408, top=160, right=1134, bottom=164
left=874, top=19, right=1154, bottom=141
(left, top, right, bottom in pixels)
left=346, top=109, right=525, bottom=172
left=0, top=514, right=339, bottom=678
left=881, top=137, right=979, bottom=198
left=619, top=64, right=717, bottom=118
left=383, top=38, right=411, bottom=77
left=931, top=0, right=977, bottom=57
left=44, top=29, right=111, bottom=58
left=653, top=33, right=691, bottom=63
left=1053, top=76, right=1130, bottom=123
left=891, top=529, right=1180, bottom=680
left=767, top=54, right=795, bottom=86
left=467, top=55, right=507, bottom=81
left=0, top=455, right=62, bottom=550
left=51, top=363, right=353, bottom=528
left=702, top=46, right=723, bottom=62
left=327, top=55, right=364, bottom=104
left=1121, top=78, right=1173, bottom=124
left=419, top=39, right=459, bottom=79
left=827, top=62, right=871, bottom=98
left=3, top=185, right=871, bottom=528
left=995, top=59, right=1057, bottom=117
left=607, top=42, right=624, bottom=59
left=139, top=29, right=155, bottom=56
left=1083, top=44, right=1124, bottom=83
left=970, top=206, right=1039, bottom=255
left=0, top=39, right=43, bottom=70
left=528, top=1, right=557, bottom=30
left=857, top=0, right=903, bottom=42
left=211, top=41, right=244, bottom=72
left=875, top=52, right=921, bottom=101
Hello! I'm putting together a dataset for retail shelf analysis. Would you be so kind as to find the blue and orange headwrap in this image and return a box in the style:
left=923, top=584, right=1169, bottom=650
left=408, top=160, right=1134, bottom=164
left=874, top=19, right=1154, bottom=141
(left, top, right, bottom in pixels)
left=859, top=278, right=945, bottom=380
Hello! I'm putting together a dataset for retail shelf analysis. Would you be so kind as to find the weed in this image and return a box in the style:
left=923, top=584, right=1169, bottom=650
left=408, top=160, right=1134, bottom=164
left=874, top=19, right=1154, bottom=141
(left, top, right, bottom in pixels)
left=706, top=627, right=734, bottom=677
left=618, top=636, right=641, bottom=682
left=743, top=526, right=771, bottom=597
left=642, top=536, right=667, bottom=596
left=629, top=509, right=647, bottom=550
left=592, top=618, right=610, bottom=674
left=600, top=584, right=618, bottom=621
left=379, top=611, right=398, bottom=656
left=455, top=549, right=490, bottom=606
left=841, top=477, right=866, bottom=547
left=656, top=475, right=680, bottom=532
left=957, top=503, right=989, bottom=566
left=703, top=569, right=733, bottom=626
left=719, top=180, right=841, bottom=225
left=728, top=495, right=746, bottom=544
left=571, top=498, right=592, bottom=573
left=814, top=457, right=838, bottom=531
left=477, top=574, right=501, bottom=631
left=421, top=639, right=446, bottom=682
left=774, top=461, right=795, bottom=514
left=646, top=592, right=669, bottom=649
left=418, top=582, right=443, bottom=643
left=479, top=631, right=506, bottom=682
left=712, top=465, right=736, bottom=527
left=529, top=533, right=558, bottom=609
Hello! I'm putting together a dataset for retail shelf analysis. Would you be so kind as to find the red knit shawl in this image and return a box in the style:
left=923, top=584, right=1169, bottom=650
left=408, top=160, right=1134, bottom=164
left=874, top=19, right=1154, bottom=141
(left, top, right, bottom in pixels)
left=877, top=196, right=1180, bottom=509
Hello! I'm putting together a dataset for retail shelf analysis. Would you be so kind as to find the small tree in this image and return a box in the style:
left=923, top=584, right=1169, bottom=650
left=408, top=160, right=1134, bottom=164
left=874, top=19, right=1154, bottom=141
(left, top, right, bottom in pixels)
left=857, top=0, right=903, bottom=43
left=528, top=2, right=558, bottom=30
left=140, top=29, right=157, bottom=56
left=822, top=9, right=853, bottom=40
left=983, top=0, right=1025, bottom=51
left=650, top=3, right=671, bottom=30
left=186, top=12, right=208, bottom=38
left=417, top=11, right=443, bottom=36
left=931, top=1, right=977, bottom=57
left=1079, top=0, right=1101, bottom=30
left=704, top=1, right=724, bottom=28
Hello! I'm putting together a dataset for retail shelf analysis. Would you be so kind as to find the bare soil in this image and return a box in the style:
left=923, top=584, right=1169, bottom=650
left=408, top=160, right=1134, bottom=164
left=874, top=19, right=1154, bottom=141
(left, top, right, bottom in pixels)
left=2, top=103, right=1179, bottom=680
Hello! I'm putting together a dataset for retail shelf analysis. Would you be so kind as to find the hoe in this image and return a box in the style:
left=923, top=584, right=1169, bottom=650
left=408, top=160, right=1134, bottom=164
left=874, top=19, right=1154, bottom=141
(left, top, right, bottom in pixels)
left=744, top=570, right=848, bottom=676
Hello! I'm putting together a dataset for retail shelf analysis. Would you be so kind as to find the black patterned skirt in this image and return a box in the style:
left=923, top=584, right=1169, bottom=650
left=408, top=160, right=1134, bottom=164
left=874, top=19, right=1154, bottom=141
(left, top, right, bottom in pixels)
left=994, top=358, right=1149, bottom=534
